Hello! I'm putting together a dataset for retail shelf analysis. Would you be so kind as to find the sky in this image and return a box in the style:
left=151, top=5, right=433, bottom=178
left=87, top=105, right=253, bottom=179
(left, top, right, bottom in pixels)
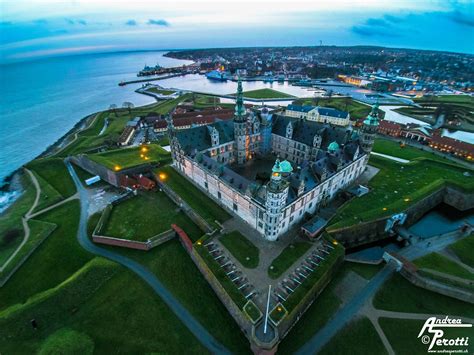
left=0, top=0, right=473, bottom=64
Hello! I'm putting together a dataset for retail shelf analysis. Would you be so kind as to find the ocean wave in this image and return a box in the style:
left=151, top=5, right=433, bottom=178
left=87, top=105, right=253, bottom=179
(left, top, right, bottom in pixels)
left=0, top=190, right=21, bottom=214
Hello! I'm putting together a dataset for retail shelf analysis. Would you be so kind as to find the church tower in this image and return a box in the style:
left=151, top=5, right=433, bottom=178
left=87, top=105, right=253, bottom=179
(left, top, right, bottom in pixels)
left=360, top=103, right=380, bottom=153
left=234, top=77, right=249, bottom=165
left=264, top=159, right=291, bottom=241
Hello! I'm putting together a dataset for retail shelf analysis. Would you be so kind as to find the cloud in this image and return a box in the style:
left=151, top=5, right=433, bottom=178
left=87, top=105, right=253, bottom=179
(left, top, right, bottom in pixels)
left=125, top=19, right=137, bottom=26
left=34, top=19, right=48, bottom=25
left=65, top=18, right=87, bottom=25
left=448, top=10, right=474, bottom=27
left=147, top=19, right=169, bottom=26
left=351, top=25, right=401, bottom=37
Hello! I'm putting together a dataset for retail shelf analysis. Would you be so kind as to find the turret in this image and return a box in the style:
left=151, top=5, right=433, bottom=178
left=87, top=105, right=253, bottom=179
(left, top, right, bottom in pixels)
left=264, top=158, right=291, bottom=241
left=360, top=103, right=379, bottom=153
left=234, top=77, right=249, bottom=165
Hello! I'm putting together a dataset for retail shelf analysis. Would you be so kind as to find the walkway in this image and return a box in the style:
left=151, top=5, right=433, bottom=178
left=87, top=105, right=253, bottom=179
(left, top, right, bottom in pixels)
left=296, top=227, right=472, bottom=354
left=0, top=169, right=41, bottom=272
left=65, top=160, right=230, bottom=355
left=370, top=151, right=409, bottom=164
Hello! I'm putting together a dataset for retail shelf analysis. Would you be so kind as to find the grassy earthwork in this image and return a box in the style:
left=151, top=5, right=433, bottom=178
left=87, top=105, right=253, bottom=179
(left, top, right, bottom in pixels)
left=450, top=235, right=474, bottom=268
left=373, top=273, right=474, bottom=318
left=319, top=317, right=388, bottom=355
left=220, top=231, right=259, bottom=269
left=413, top=252, right=474, bottom=281
left=268, top=241, right=312, bottom=279
left=102, top=191, right=201, bottom=242
left=87, top=144, right=170, bottom=171
left=234, top=88, right=295, bottom=99
left=157, top=166, right=231, bottom=228
left=147, top=87, right=176, bottom=95
left=328, top=155, right=474, bottom=230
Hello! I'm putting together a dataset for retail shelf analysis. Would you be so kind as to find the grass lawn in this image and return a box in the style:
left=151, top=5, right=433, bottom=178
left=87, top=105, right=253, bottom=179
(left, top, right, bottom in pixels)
left=414, top=252, right=474, bottom=281
left=0, top=258, right=207, bottom=354
left=233, top=88, right=295, bottom=99
left=372, top=138, right=453, bottom=164
left=103, top=191, right=201, bottom=241
left=27, top=158, right=76, bottom=199
left=0, top=200, right=92, bottom=311
left=293, top=97, right=377, bottom=120
left=147, top=87, right=176, bottom=95
left=380, top=318, right=473, bottom=354
left=101, top=239, right=251, bottom=354
left=0, top=219, right=56, bottom=284
left=30, top=171, right=63, bottom=213
left=347, top=262, right=384, bottom=280
left=319, top=317, right=387, bottom=355
left=268, top=241, right=311, bottom=279
left=328, top=155, right=474, bottom=230
left=373, top=273, right=474, bottom=318
left=243, top=301, right=262, bottom=323
left=88, top=144, right=170, bottom=171
left=157, top=166, right=231, bottom=227
left=220, top=231, right=259, bottom=269
left=0, top=173, right=36, bottom=266
left=450, top=235, right=474, bottom=268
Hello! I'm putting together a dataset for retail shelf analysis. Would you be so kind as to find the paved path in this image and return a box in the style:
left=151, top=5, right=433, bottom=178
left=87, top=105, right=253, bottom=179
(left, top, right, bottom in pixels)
left=0, top=169, right=41, bottom=272
left=66, top=160, right=229, bottom=355
left=370, top=151, right=409, bottom=164
left=296, top=228, right=471, bottom=354
left=28, top=193, right=79, bottom=219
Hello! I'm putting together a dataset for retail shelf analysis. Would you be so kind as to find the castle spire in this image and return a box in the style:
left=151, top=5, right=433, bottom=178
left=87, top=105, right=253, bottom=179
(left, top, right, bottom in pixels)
left=234, top=76, right=246, bottom=121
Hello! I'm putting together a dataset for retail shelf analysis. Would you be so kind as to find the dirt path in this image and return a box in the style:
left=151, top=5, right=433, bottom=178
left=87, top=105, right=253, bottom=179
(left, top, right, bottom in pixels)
left=0, top=169, right=41, bottom=272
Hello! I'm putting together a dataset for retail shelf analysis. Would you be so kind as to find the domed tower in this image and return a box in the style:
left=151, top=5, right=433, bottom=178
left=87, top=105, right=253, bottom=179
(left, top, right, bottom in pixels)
left=234, top=77, right=249, bottom=165
left=264, top=159, right=291, bottom=241
left=360, top=103, right=380, bottom=153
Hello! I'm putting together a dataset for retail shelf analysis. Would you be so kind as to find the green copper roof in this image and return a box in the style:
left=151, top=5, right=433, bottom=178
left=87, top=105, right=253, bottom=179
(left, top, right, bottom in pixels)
left=272, top=159, right=293, bottom=174
left=234, top=77, right=246, bottom=118
left=328, top=141, right=340, bottom=152
left=363, top=103, right=380, bottom=126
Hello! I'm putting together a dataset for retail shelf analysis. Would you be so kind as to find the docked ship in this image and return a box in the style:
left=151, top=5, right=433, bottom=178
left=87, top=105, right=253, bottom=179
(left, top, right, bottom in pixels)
left=206, top=69, right=228, bottom=81
left=138, top=64, right=163, bottom=77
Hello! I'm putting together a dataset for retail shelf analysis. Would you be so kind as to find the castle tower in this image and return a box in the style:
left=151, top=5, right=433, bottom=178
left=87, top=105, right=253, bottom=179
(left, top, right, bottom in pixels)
left=264, top=158, right=291, bottom=241
left=234, top=77, right=249, bottom=165
left=360, top=103, right=379, bottom=153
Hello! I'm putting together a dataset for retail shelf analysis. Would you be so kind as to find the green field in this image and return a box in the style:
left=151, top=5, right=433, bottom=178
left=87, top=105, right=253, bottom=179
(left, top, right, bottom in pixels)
left=373, top=273, right=473, bottom=318
left=268, top=242, right=311, bottom=279
left=30, top=171, right=63, bottom=213
left=235, top=88, right=295, bottom=99
left=347, top=262, right=383, bottom=280
left=27, top=158, right=76, bottom=199
left=372, top=138, right=453, bottom=164
left=157, top=166, right=231, bottom=228
left=0, top=257, right=207, bottom=354
left=0, top=200, right=90, bottom=311
left=328, top=155, right=474, bottom=230
left=147, top=87, right=176, bottom=95
left=88, top=144, right=170, bottom=171
left=220, top=231, right=259, bottom=269
left=450, top=235, right=474, bottom=268
left=293, top=97, right=378, bottom=120
left=320, top=317, right=387, bottom=355
left=0, top=174, right=36, bottom=266
left=414, top=252, right=474, bottom=281
left=103, top=191, right=201, bottom=241
left=380, top=318, right=474, bottom=354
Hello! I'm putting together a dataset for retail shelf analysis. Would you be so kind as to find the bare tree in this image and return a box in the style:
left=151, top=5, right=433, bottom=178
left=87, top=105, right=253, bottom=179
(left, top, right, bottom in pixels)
left=122, top=102, right=134, bottom=114
left=109, top=104, right=117, bottom=116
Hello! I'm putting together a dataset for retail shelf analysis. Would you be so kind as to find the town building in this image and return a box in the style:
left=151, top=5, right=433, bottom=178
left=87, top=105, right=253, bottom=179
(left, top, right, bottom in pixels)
left=284, top=105, right=351, bottom=127
left=168, top=79, right=377, bottom=241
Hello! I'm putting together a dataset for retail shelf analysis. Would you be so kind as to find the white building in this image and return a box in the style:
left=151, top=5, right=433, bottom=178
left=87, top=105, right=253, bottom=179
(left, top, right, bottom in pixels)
left=285, top=104, right=351, bottom=127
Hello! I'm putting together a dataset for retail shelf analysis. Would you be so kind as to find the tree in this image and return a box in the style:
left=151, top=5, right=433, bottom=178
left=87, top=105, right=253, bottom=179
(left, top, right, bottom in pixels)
left=39, top=328, right=94, bottom=355
left=109, top=104, right=117, bottom=116
left=326, top=89, right=333, bottom=99
left=122, top=102, right=134, bottom=114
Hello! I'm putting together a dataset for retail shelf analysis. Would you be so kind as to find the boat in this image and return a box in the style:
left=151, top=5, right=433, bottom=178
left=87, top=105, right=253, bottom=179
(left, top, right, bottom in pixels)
left=206, top=70, right=228, bottom=81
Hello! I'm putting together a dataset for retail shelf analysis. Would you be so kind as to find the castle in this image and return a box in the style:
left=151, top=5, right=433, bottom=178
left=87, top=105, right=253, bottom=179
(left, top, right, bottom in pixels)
left=168, top=79, right=379, bottom=241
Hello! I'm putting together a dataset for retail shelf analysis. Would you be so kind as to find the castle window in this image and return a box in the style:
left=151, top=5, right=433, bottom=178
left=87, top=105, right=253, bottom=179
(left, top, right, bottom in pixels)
left=205, top=182, right=208, bottom=189
left=233, top=203, right=238, bottom=211
left=218, top=191, right=222, bottom=199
